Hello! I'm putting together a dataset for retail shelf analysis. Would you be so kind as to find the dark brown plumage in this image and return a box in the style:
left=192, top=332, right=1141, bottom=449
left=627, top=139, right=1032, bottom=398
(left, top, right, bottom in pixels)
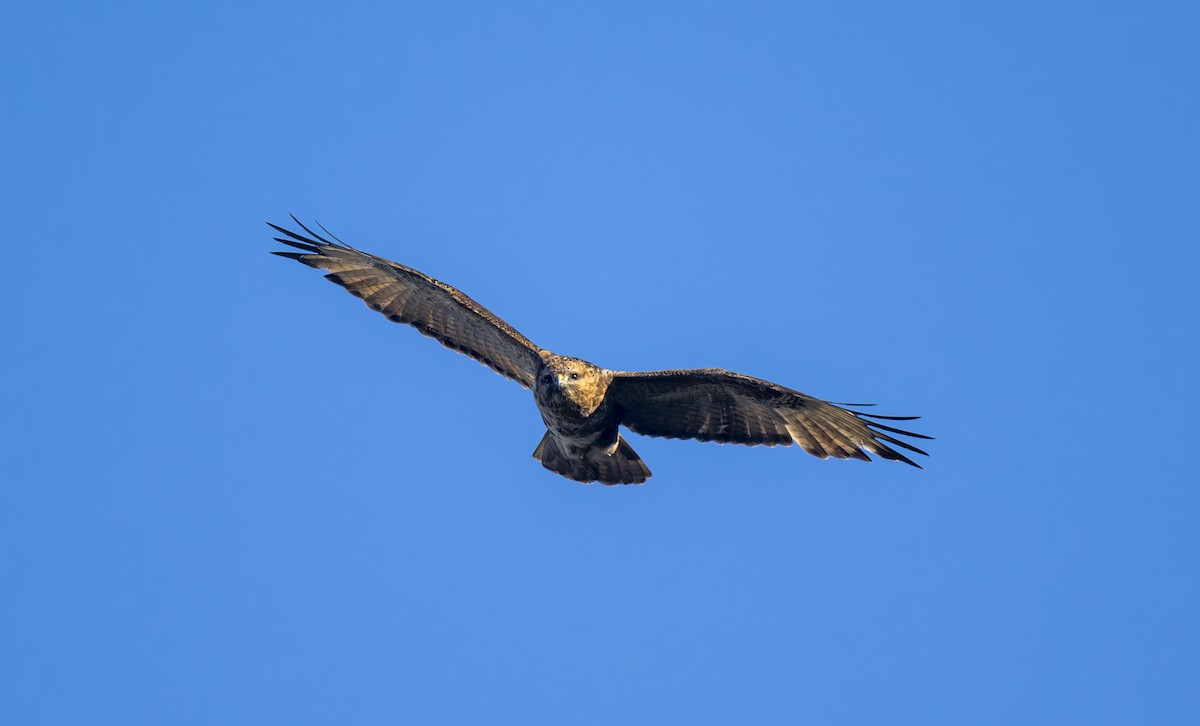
left=270, top=218, right=930, bottom=485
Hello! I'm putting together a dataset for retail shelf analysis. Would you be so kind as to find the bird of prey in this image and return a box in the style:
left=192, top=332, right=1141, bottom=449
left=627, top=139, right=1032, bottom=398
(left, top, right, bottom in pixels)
left=270, top=218, right=930, bottom=485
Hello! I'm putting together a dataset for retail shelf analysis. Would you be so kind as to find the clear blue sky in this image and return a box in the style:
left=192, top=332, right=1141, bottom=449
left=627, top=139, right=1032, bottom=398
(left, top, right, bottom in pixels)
left=3, top=1, right=1197, bottom=724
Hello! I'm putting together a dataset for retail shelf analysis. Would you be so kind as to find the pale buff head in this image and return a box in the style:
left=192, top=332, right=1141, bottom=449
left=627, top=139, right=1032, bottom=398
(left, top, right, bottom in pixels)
left=537, top=354, right=610, bottom=416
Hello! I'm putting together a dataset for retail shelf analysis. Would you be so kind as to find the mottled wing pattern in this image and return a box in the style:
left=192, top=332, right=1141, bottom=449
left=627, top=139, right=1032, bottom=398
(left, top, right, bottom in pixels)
left=607, top=369, right=930, bottom=467
left=270, top=218, right=544, bottom=388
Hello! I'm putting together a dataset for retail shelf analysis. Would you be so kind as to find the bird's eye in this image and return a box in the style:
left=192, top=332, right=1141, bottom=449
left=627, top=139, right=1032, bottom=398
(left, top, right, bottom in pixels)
left=569, top=372, right=580, bottom=380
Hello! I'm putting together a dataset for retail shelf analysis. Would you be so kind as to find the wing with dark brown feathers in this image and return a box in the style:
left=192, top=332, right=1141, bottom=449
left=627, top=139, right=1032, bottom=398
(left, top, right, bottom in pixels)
left=269, top=218, right=544, bottom=388
left=607, top=369, right=931, bottom=467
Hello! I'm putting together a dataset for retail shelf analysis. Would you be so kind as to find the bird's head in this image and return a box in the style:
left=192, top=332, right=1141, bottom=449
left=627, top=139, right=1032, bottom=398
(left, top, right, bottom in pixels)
left=539, top=356, right=599, bottom=388
left=537, top=355, right=610, bottom=415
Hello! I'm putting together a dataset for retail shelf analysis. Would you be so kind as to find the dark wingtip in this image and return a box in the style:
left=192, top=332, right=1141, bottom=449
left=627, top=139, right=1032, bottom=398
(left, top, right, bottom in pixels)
left=316, top=220, right=353, bottom=248
left=268, top=221, right=325, bottom=248
left=873, top=444, right=923, bottom=468
left=290, top=216, right=341, bottom=248
left=857, top=412, right=922, bottom=421
left=872, top=429, right=930, bottom=457
left=272, top=236, right=321, bottom=253
left=868, top=421, right=934, bottom=441
left=271, top=251, right=317, bottom=265
left=268, top=216, right=355, bottom=256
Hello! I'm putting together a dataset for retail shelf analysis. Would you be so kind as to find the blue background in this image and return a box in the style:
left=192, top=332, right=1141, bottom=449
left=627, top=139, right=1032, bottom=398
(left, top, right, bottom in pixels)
left=3, top=1, right=1197, bottom=723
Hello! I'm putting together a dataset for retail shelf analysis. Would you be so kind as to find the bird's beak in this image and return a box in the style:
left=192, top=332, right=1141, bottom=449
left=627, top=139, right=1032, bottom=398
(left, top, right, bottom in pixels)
left=556, top=373, right=567, bottom=385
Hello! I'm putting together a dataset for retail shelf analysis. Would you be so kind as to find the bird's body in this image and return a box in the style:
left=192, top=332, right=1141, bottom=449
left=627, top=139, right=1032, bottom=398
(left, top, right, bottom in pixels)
left=270, top=219, right=930, bottom=485
left=532, top=355, right=649, bottom=484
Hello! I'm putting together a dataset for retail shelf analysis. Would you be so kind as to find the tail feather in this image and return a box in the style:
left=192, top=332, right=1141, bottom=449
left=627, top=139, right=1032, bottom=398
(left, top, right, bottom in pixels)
left=532, top=432, right=651, bottom=485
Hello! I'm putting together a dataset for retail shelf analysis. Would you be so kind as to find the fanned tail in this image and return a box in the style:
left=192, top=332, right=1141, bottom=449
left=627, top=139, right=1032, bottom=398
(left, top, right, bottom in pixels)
left=532, top=432, right=651, bottom=485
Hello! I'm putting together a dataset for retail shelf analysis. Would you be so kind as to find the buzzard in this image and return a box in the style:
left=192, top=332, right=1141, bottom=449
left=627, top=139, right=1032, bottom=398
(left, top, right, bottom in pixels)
left=270, top=218, right=930, bottom=485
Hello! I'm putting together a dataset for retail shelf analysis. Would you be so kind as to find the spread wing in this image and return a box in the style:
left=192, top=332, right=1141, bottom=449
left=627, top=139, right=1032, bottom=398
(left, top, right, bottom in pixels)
left=607, top=369, right=930, bottom=467
left=270, top=218, right=544, bottom=388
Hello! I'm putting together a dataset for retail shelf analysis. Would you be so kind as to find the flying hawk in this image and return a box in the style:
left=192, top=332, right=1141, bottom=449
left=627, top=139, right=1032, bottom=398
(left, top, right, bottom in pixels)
left=270, top=218, right=930, bottom=485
